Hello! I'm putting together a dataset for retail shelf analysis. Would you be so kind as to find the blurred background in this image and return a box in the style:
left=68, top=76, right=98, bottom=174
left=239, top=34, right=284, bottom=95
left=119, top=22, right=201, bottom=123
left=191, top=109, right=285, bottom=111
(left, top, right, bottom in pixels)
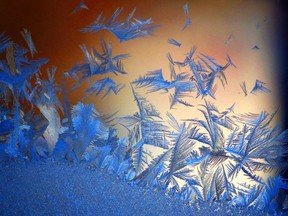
left=0, top=0, right=286, bottom=135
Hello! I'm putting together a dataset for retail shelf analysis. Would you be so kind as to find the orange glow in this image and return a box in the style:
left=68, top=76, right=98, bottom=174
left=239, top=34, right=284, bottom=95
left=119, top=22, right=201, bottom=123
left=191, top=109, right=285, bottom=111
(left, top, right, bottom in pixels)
left=0, top=0, right=282, bottom=133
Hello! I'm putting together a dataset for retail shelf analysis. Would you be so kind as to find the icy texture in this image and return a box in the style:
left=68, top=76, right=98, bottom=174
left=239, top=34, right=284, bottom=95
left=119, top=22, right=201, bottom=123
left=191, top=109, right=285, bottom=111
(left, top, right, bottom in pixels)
left=133, top=69, right=195, bottom=108
left=168, top=38, right=182, bottom=47
left=0, top=36, right=49, bottom=159
left=52, top=102, right=108, bottom=161
left=72, top=0, right=88, bottom=14
left=0, top=33, right=11, bottom=54
left=82, top=8, right=159, bottom=42
left=0, top=3, right=287, bottom=215
left=66, top=40, right=128, bottom=99
left=21, top=29, right=37, bottom=57
left=120, top=87, right=169, bottom=149
left=84, top=77, right=125, bottom=99
left=240, top=81, right=247, bottom=96
left=183, top=3, right=191, bottom=30
left=0, top=160, right=267, bottom=216
left=251, top=80, right=272, bottom=95
left=133, top=47, right=236, bottom=107
left=31, top=67, right=62, bottom=151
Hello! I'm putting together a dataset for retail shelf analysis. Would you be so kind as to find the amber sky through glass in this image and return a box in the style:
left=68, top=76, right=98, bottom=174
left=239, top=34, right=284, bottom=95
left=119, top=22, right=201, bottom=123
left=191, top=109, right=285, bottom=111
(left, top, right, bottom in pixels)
left=0, top=0, right=285, bottom=137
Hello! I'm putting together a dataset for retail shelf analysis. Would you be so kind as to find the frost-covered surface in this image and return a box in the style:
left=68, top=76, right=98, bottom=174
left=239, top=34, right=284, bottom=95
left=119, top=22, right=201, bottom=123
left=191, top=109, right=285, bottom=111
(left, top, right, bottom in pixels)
left=0, top=1, right=288, bottom=215
left=0, top=160, right=265, bottom=216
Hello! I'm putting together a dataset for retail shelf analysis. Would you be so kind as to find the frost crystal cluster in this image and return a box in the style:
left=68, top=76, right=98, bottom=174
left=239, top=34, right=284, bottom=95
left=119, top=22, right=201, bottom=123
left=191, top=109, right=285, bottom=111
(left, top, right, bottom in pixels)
left=0, top=2, right=287, bottom=215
